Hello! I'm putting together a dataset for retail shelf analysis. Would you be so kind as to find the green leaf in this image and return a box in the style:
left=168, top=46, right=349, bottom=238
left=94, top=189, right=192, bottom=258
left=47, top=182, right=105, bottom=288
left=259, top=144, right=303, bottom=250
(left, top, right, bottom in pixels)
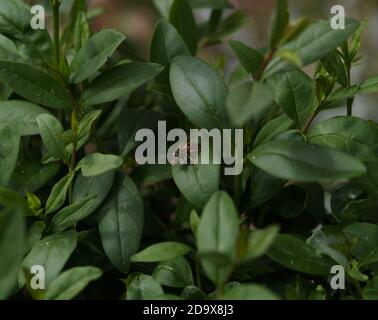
left=197, top=191, right=240, bottom=287
left=226, top=81, right=273, bottom=127
left=343, top=223, right=378, bottom=268
left=73, top=11, right=90, bottom=52
left=248, top=140, right=366, bottom=182
left=153, top=0, right=174, bottom=18
left=170, top=0, right=198, bottom=55
left=253, top=114, right=294, bottom=147
left=229, top=40, right=263, bottom=78
left=77, top=153, right=123, bottom=177
left=267, top=67, right=316, bottom=128
left=37, top=114, right=68, bottom=161
left=98, top=174, right=144, bottom=273
left=45, top=172, right=75, bottom=214
left=151, top=19, right=190, bottom=67
left=8, top=161, right=60, bottom=194
left=132, top=164, right=172, bottom=186
left=267, top=234, right=334, bottom=276
left=172, top=161, right=220, bottom=209
left=118, top=108, right=164, bottom=156
left=359, top=75, right=378, bottom=94
left=44, top=267, right=102, bottom=300
left=24, top=221, right=46, bottom=254
left=0, top=205, right=25, bottom=299
left=266, top=18, right=361, bottom=77
left=170, top=55, right=229, bottom=129
left=269, top=0, right=289, bottom=49
left=0, top=0, right=53, bottom=67
left=190, top=0, right=231, bottom=8
left=126, top=274, right=164, bottom=300
left=0, top=61, right=72, bottom=110
left=153, top=257, right=194, bottom=288
left=131, top=242, right=192, bottom=263
left=0, top=125, right=20, bottom=187
left=0, top=100, right=50, bottom=136
left=321, top=50, right=347, bottom=87
left=50, top=196, right=97, bottom=232
left=70, top=29, right=125, bottom=83
left=308, top=116, right=378, bottom=161
left=21, top=230, right=78, bottom=287
left=307, top=226, right=349, bottom=267
left=241, top=225, right=280, bottom=263
left=72, top=171, right=115, bottom=219
left=80, top=62, right=164, bottom=107
left=362, top=277, right=378, bottom=300
left=206, top=10, right=247, bottom=43
left=222, top=284, right=279, bottom=300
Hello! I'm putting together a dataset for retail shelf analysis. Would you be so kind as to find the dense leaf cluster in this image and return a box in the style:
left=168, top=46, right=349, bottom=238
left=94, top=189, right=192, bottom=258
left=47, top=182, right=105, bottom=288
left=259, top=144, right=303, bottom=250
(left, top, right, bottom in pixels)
left=0, top=0, right=378, bottom=300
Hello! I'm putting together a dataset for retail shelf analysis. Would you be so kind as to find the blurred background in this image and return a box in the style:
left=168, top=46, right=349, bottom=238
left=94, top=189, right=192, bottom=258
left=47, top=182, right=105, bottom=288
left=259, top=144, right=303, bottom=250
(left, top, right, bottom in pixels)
left=31, top=0, right=378, bottom=120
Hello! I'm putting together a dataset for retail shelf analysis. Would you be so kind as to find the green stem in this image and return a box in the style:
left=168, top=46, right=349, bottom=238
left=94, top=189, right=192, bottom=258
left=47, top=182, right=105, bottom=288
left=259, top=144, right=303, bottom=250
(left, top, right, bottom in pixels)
left=346, top=66, right=354, bottom=116
left=51, top=0, right=61, bottom=68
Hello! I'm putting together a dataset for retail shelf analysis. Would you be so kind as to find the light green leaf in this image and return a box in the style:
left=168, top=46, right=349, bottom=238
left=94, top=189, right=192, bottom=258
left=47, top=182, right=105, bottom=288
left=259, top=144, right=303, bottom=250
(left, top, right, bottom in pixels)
left=44, top=267, right=102, bottom=300
left=321, top=50, right=347, bottom=87
left=77, top=153, right=123, bottom=177
left=0, top=100, right=50, bottom=136
left=359, top=75, right=378, bottom=94
left=248, top=140, right=366, bottom=182
left=131, top=242, right=192, bottom=263
left=70, top=29, right=125, bottom=83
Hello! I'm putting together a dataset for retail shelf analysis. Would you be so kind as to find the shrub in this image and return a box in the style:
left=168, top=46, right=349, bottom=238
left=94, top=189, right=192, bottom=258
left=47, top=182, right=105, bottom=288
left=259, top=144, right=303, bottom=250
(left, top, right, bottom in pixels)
left=0, top=0, right=377, bottom=300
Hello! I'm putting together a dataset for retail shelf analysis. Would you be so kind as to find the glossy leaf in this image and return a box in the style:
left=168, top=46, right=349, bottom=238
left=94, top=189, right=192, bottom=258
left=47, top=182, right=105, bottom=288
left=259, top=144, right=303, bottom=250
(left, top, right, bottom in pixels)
left=248, top=140, right=366, bottom=182
left=267, top=67, right=316, bottom=128
left=126, top=274, right=164, bottom=300
left=45, top=173, right=74, bottom=214
left=170, top=55, right=229, bottom=129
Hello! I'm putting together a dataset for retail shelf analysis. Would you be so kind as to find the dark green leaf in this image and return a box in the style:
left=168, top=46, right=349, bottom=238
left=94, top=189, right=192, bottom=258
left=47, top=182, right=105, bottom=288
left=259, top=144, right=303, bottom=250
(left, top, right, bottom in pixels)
left=98, top=174, right=144, bottom=273
left=308, top=116, right=378, bottom=161
left=45, top=172, right=74, bottom=214
left=170, top=55, right=229, bottom=129
left=269, top=0, right=289, bottom=48
left=126, top=274, right=164, bottom=300
left=153, top=257, right=194, bottom=288
left=0, top=61, right=72, bottom=110
left=248, top=140, right=366, bottom=182
left=70, top=29, right=125, bottom=83
left=0, top=125, right=19, bottom=187
left=44, top=266, right=102, bottom=300
left=223, top=284, right=279, bottom=300
left=229, top=40, right=263, bottom=78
